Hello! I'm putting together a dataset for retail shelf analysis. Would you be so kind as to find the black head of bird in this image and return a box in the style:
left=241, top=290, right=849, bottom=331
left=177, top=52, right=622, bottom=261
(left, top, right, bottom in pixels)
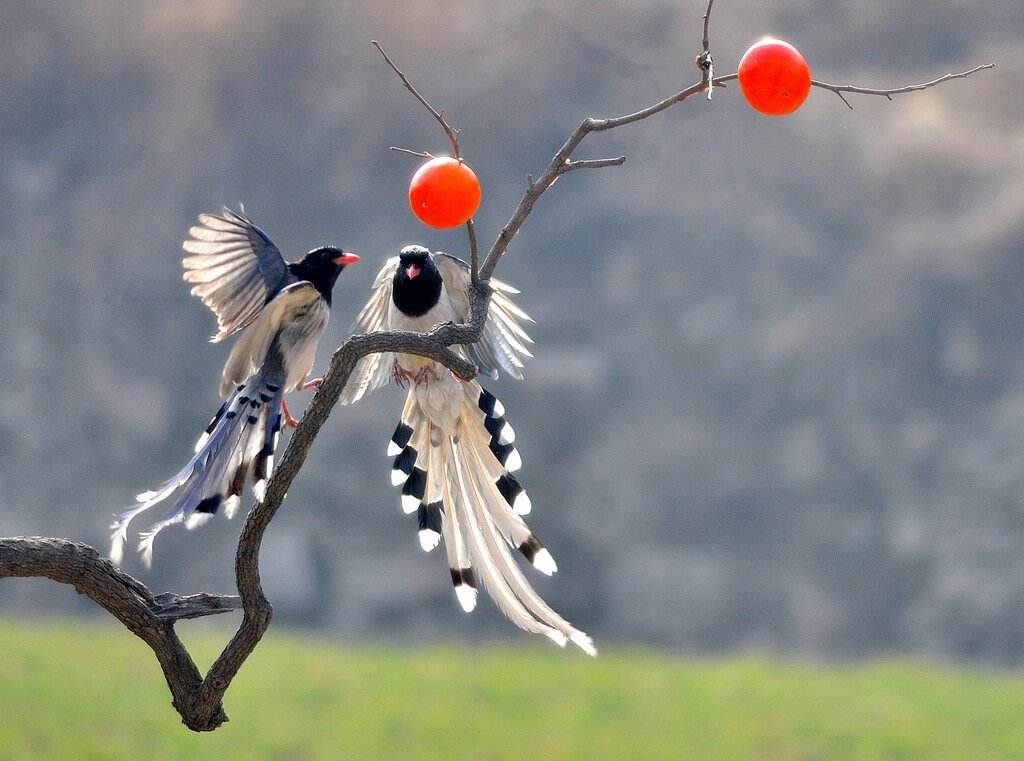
left=289, top=246, right=360, bottom=304
left=394, top=245, right=443, bottom=317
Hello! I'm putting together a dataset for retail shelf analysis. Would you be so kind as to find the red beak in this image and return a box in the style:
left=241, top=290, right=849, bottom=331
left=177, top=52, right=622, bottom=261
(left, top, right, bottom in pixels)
left=333, top=252, right=360, bottom=266
left=406, top=263, right=422, bottom=279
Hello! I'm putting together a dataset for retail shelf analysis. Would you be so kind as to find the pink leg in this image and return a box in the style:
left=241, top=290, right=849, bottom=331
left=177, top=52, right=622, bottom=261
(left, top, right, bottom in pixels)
left=281, top=398, right=300, bottom=429
left=281, top=378, right=323, bottom=429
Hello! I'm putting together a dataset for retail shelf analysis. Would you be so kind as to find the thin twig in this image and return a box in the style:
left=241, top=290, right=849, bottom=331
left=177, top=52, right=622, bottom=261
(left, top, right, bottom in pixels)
left=374, top=40, right=480, bottom=278
left=562, top=157, right=627, bottom=172
left=466, top=219, right=479, bottom=284
left=697, top=0, right=716, bottom=99
left=702, top=0, right=715, bottom=53
left=389, top=146, right=434, bottom=159
left=372, top=40, right=461, bottom=160
left=810, top=63, right=995, bottom=110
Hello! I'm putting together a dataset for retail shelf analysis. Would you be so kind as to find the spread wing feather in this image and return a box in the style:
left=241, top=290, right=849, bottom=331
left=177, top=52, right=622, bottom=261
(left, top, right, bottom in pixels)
left=182, top=208, right=292, bottom=342
left=339, top=256, right=399, bottom=405
left=433, top=253, right=534, bottom=380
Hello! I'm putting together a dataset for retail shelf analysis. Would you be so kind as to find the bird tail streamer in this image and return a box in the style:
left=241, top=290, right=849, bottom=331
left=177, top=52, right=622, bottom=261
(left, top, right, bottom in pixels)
left=388, top=381, right=596, bottom=655
left=110, top=370, right=284, bottom=567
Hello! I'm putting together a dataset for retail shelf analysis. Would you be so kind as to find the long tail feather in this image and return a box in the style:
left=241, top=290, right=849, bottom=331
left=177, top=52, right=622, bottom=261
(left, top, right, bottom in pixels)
left=111, top=373, right=285, bottom=566
left=463, top=438, right=595, bottom=654
left=450, top=437, right=565, bottom=644
left=388, top=382, right=594, bottom=653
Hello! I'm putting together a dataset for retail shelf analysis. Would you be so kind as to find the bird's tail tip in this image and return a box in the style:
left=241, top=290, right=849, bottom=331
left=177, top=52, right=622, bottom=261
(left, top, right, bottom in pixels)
left=570, top=630, right=598, bottom=657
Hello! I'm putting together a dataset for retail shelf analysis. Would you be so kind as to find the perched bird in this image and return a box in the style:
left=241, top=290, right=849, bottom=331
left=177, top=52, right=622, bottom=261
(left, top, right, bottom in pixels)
left=342, top=245, right=595, bottom=655
left=110, top=209, right=359, bottom=566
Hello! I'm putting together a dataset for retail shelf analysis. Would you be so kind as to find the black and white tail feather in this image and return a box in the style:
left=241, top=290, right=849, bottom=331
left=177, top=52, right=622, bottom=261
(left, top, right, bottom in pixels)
left=388, top=382, right=594, bottom=655
left=345, top=247, right=594, bottom=655
left=110, top=373, right=283, bottom=566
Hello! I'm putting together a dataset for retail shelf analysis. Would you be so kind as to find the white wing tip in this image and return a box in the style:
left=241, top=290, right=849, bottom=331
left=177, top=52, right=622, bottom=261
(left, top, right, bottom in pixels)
left=532, top=548, right=558, bottom=576
left=455, top=585, right=478, bottom=613
left=387, top=441, right=403, bottom=456
left=253, top=480, right=267, bottom=502
left=513, top=491, right=532, bottom=516
left=184, top=512, right=214, bottom=530
left=498, top=423, right=516, bottom=446
left=401, top=494, right=420, bottom=515
left=224, top=495, right=241, bottom=520
left=391, top=469, right=408, bottom=487
left=418, top=529, right=441, bottom=552
left=505, top=448, right=523, bottom=473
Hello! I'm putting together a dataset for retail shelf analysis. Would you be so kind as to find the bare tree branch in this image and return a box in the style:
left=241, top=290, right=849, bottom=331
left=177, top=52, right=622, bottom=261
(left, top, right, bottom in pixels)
left=476, top=73, right=723, bottom=281
left=478, top=58, right=993, bottom=279
left=466, top=219, right=480, bottom=285
left=563, top=157, right=628, bottom=172
left=702, top=0, right=715, bottom=53
left=698, top=0, right=717, bottom=99
left=372, top=41, right=461, bottom=159
left=810, top=63, right=996, bottom=109
left=373, top=40, right=483, bottom=286
left=152, top=593, right=242, bottom=621
left=0, top=537, right=229, bottom=730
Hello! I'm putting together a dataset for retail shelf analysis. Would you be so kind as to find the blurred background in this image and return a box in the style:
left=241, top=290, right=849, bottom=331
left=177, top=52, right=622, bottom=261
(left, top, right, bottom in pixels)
left=2, top=0, right=1023, bottom=669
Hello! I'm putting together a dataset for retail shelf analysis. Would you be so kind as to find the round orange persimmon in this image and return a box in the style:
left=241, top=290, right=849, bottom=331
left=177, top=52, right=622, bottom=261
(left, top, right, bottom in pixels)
left=408, top=156, right=482, bottom=228
left=737, top=38, right=811, bottom=116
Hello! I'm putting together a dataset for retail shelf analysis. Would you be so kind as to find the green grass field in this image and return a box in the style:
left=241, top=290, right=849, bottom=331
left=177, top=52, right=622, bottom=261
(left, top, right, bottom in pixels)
left=2, top=620, right=1023, bottom=761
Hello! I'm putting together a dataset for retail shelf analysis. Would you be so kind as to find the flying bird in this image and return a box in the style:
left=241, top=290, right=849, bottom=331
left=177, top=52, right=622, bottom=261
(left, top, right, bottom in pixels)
left=110, top=209, right=359, bottom=566
left=341, top=245, right=595, bottom=655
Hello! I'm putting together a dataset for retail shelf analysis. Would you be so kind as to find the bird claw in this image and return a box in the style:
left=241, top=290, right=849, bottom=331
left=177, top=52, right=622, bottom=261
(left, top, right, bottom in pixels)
left=301, top=377, right=322, bottom=391
left=391, top=363, right=440, bottom=387
left=412, top=366, right=439, bottom=385
left=391, top=362, right=410, bottom=389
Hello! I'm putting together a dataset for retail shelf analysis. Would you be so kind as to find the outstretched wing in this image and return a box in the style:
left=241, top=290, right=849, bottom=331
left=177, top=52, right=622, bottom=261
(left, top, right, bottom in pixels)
left=433, top=253, right=534, bottom=380
left=182, top=208, right=292, bottom=342
left=339, top=256, right=400, bottom=405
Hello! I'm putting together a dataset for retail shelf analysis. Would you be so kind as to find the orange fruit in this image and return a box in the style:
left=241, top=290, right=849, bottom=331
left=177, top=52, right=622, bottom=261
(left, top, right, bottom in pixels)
left=737, top=38, right=811, bottom=116
left=408, top=157, right=482, bottom=228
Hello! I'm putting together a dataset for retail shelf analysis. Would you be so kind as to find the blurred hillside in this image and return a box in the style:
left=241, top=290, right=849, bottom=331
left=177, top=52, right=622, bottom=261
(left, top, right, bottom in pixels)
left=1, top=0, right=1023, bottom=661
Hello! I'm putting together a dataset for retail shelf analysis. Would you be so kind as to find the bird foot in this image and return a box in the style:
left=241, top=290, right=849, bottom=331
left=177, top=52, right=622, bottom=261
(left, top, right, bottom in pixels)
left=280, top=378, right=322, bottom=428
left=412, top=366, right=440, bottom=385
left=391, top=363, right=440, bottom=387
left=281, top=398, right=300, bottom=429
